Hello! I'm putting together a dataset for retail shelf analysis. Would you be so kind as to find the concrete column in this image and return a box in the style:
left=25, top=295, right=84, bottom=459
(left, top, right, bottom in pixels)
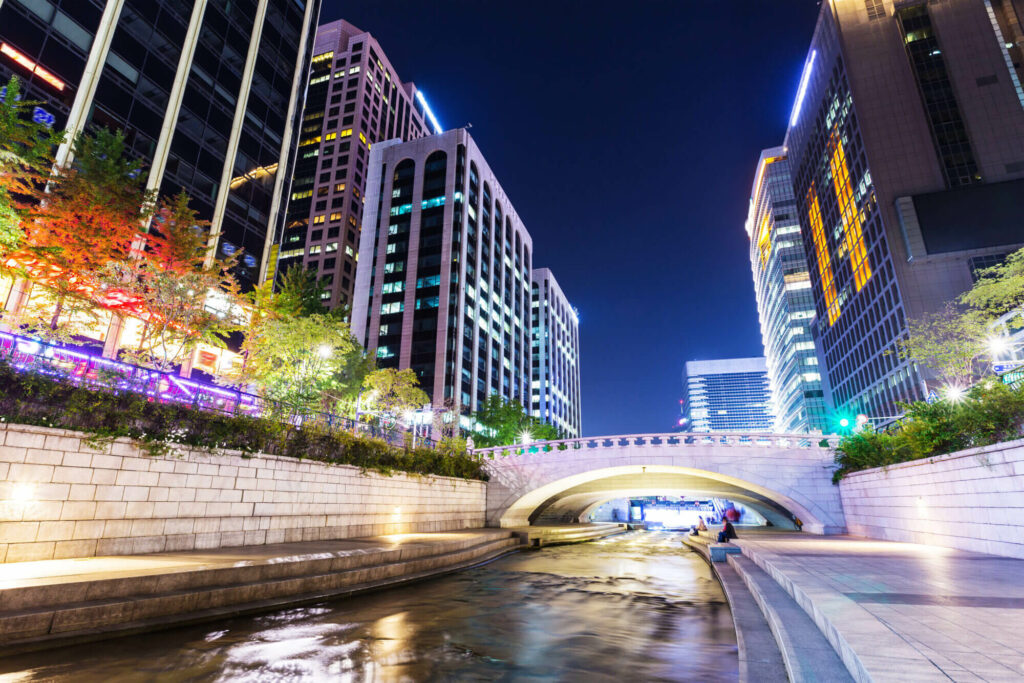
left=102, top=0, right=209, bottom=359
left=257, top=0, right=317, bottom=285
left=53, top=0, right=126, bottom=167
left=204, top=0, right=270, bottom=269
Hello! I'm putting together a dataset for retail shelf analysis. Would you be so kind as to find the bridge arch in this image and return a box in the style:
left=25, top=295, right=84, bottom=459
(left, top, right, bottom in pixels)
left=479, top=433, right=846, bottom=534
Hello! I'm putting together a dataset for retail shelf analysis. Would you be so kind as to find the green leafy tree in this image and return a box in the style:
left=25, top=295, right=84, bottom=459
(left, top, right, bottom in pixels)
left=274, top=263, right=328, bottom=318
left=236, top=313, right=360, bottom=416
left=360, top=368, right=429, bottom=425
left=960, top=247, right=1024, bottom=320
left=894, top=302, right=988, bottom=390
left=471, top=394, right=560, bottom=447
left=102, top=191, right=241, bottom=371
left=0, top=76, right=64, bottom=256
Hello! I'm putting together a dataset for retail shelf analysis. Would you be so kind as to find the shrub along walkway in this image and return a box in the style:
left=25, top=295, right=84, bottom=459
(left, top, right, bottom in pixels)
left=733, top=533, right=1024, bottom=681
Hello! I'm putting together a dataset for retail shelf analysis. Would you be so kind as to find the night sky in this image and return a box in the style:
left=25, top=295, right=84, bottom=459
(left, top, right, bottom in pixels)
left=322, top=1, right=820, bottom=436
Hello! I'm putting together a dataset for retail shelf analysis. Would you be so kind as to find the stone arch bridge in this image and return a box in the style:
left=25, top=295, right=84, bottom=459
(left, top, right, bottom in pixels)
left=476, top=432, right=846, bottom=534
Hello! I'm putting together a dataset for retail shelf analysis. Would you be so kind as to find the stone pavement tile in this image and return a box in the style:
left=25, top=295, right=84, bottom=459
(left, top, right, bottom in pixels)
left=854, top=654, right=949, bottom=682
left=735, top=534, right=1024, bottom=681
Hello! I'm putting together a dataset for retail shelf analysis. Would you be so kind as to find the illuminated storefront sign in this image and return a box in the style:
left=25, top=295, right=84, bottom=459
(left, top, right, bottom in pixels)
left=0, top=43, right=66, bottom=91
left=0, top=86, right=56, bottom=127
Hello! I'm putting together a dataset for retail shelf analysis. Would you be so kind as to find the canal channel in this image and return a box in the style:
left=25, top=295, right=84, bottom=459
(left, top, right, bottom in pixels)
left=0, top=531, right=738, bottom=681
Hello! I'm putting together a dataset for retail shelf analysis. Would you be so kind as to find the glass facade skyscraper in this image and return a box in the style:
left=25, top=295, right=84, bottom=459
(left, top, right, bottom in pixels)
left=275, top=20, right=431, bottom=310
left=747, top=148, right=829, bottom=434
left=531, top=268, right=581, bottom=437
left=0, top=0, right=320, bottom=292
left=785, top=0, right=1024, bottom=421
left=683, top=358, right=773, bottom=433
left=352, top=129, right=533, bottom=416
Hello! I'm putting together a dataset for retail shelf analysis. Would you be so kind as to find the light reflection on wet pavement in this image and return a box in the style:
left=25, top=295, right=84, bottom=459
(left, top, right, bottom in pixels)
left=0, top=531, right=738, bottom=682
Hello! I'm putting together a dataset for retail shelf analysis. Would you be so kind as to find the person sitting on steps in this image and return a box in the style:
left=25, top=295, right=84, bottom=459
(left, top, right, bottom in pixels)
left=717, top=519, right=737, bottom=543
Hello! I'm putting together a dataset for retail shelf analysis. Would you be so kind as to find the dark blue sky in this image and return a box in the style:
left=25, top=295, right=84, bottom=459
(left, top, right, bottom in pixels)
left=323, top=1, right=820, bottom=436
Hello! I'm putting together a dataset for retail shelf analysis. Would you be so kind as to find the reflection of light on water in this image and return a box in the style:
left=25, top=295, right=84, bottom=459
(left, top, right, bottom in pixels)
left=0, top=531, right=737, bottom=682
left=214, top=622, right=361, bottom=682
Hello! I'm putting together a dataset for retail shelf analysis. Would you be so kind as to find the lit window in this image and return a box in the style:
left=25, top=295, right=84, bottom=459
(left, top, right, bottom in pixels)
left=345, top=245, right=354, bottom=257
left=313, top=215, right=325, bottom=224
left=326, top=242, right=339, bottom=252
left=299, top=135, right=321, bottom=146
left=358, top=132, right=367, bottom=145
left=421, top=196, right=445, bottom=210
left=309, top=75, right=329, bottom=85
left=309, top=245, right=322, bottom=255
left=329, top=212, right=342, bottom=221
left=348, top=66, right=361, bottom=75
left=311, top=51, right=334, bottom=63
left=325, top=132, right=337, bottom=141
left=291, top=190, right=312, bottom=200
left=335, top=183, right=346, bottom=192
left=340, top=128, right=353, bottom=137
left=380, top=302, right=403, bottom=315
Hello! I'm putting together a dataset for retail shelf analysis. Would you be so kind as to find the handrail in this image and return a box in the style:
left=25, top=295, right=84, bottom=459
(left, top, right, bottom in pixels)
left=472, top=431, right=839, bottom=457
left=0, top=331, right=433, bottom=450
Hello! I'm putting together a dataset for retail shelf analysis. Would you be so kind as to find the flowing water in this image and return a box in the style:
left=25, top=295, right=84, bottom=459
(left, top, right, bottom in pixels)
left=0, top=531, right=738, bottom=682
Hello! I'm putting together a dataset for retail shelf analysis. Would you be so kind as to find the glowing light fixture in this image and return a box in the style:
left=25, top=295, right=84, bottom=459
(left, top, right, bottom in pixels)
left=415, top=90, right=443, bottom=134
left=519, top=429, right=533, bottom=445
left=317, top=344, right=333, bottom=359
left=0, top=43, right=65, bottom=91
left=789, top=49, right=816, bottom=127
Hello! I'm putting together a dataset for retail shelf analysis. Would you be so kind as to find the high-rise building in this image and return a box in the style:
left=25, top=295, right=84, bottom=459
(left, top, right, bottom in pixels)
left=683, top=358, right=773, bottom=433
left=530, top=268, right=581, bottom=437
left=352, top=129, right=533, bottom=417
left=275, top=20, right=434, bottom=311
left=785, top=0, right=1024, bottom=420
left=0, top=0, right=321, bottom=292
left=746, top=147, right=829, bottom=434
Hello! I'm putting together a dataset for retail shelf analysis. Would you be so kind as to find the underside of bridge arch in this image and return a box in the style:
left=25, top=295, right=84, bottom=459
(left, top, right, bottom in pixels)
left=497, top=465, right=829, bottom=532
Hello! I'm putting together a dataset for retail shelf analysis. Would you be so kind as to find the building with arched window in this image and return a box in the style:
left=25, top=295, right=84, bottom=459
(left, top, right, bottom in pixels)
left=352, top=129, right=536, bottom=421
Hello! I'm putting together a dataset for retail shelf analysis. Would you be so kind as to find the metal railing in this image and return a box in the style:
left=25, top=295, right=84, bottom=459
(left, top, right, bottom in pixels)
left=0, top=331, right=431, bottom=449
left=472, top=431, right=838, bottom=458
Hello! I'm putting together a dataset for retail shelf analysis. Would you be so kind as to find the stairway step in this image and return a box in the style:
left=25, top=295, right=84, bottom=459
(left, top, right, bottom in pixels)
left=728, top=554, right=852, bottom=682
left=0, top=536, right=520, bottom=652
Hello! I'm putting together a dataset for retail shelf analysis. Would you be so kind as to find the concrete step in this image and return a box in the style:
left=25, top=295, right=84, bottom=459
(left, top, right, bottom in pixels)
left=682, top=534, right=788, bottom=682
left=728, top=554, right=853, bottom=683
left=0, top=532, right=520, bottom=653
left=517, top=523, right=627, bottom=547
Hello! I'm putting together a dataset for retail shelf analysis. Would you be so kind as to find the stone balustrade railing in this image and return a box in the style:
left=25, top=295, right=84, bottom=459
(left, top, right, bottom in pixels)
left=472, top=432, right=839, bottom=458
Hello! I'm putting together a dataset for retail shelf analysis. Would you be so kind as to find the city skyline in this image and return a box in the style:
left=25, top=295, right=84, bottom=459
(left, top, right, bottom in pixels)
left=325, top=0, right=820, bottom=436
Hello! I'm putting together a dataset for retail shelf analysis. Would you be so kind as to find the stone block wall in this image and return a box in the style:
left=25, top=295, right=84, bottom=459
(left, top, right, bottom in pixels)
left=0, top=424, right=486, bottom=563
left=838, top=438, right=1024, bottom=558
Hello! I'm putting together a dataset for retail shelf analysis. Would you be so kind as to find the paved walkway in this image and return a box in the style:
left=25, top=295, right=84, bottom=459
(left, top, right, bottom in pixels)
left=0, top=530, right=508, bottom=595
left=734, top=533, right=1024, bottom=682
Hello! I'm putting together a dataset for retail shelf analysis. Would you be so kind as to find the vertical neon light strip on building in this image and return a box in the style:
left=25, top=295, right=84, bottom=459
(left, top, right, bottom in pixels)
left=829, top=134, right=871, bottom=291
left=807, top=183, right=839, bottom=326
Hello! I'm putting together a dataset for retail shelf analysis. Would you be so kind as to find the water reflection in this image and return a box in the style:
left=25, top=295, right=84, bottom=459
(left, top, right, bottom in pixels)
left=0, top=531, right=737, bottom=682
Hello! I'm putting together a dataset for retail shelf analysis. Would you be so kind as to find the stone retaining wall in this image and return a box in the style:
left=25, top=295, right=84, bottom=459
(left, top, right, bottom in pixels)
left=0, top=424, right=486, bottom=563
left=838, top=438, right=1024, bottom=558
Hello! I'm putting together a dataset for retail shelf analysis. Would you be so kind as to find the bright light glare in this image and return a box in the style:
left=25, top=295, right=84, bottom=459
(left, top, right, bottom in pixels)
left=943, top=385, right=966, bottom=402
left=9, top=483, right=34, bottom=503
left=987, top=336, right=1010, bottom=356
left=519, top=429, right=533, bottom=444
left=839, top=417, right=850, bottom=428
left=317, top=345, right=332, bottom=358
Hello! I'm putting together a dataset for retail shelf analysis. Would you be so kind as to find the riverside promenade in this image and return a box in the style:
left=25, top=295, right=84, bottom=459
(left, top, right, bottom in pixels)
left=732, top=533, right=1024, bottom=682
left=0, top=524, right=624, bottom=654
